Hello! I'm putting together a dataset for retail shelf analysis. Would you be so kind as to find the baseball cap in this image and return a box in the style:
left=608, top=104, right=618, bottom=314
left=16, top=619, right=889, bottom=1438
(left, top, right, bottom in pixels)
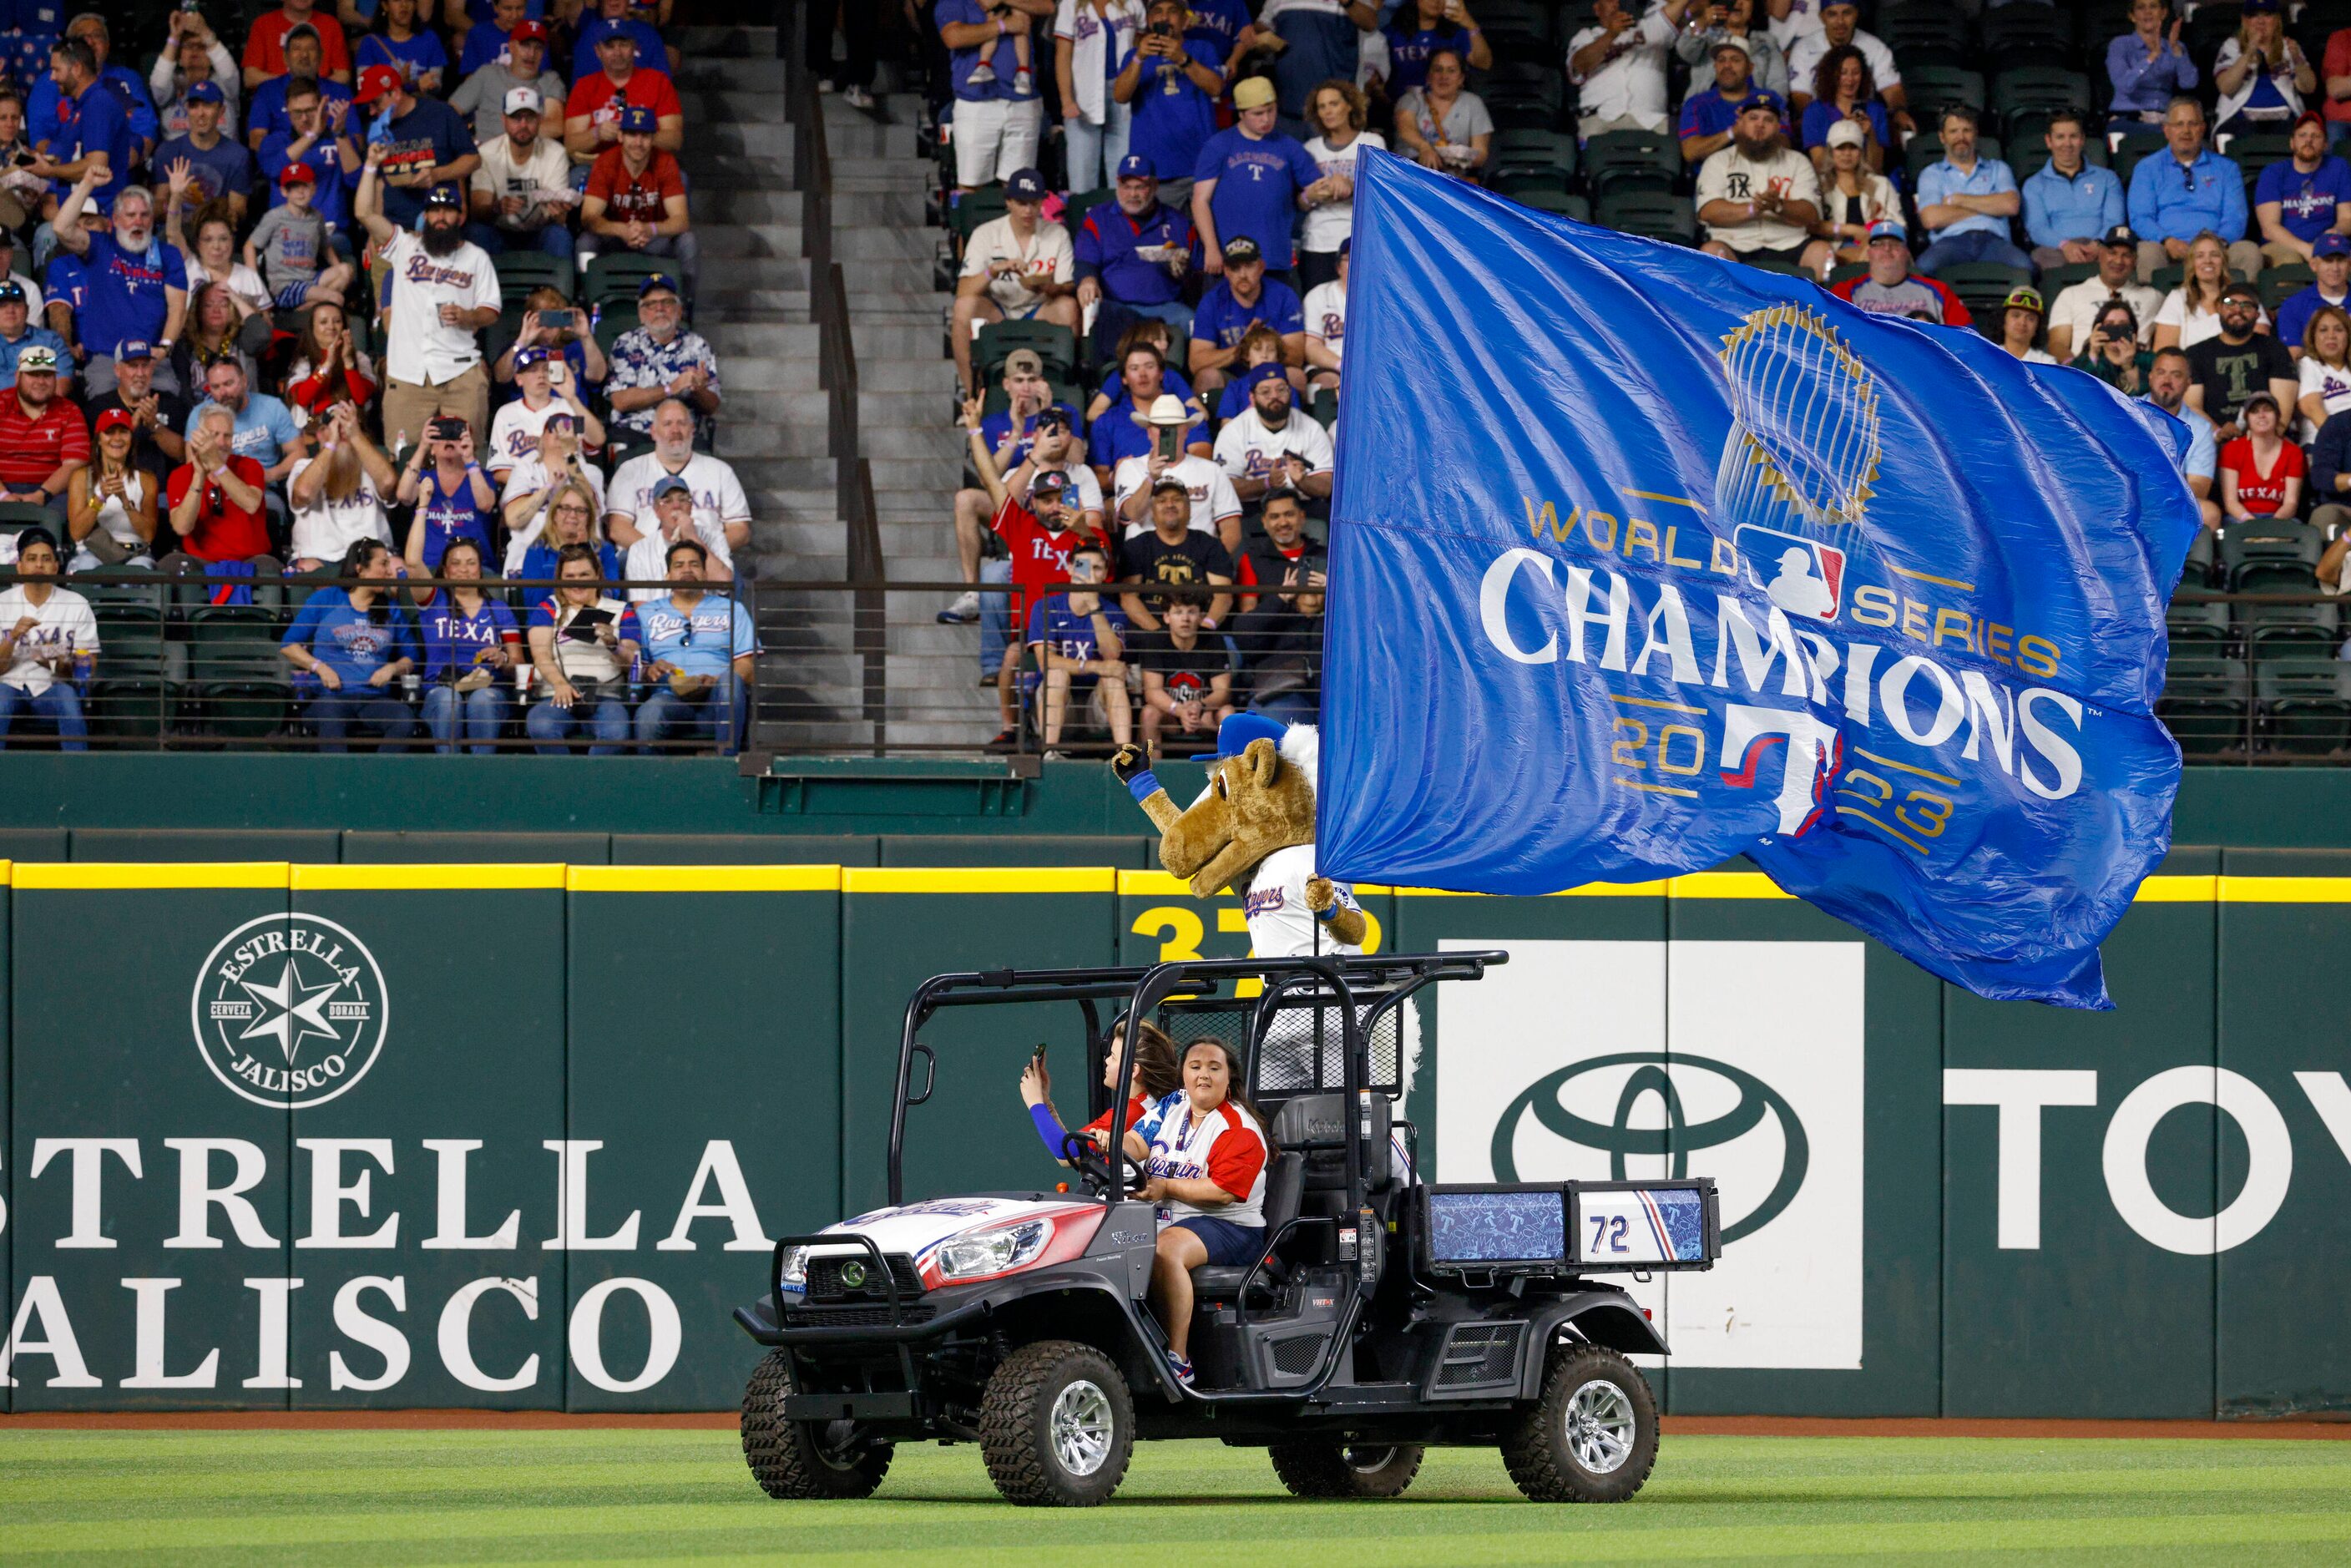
left=1232, top=75, right=1277, bottom=111
left=1339, top=236, right=1350, bottom=256
left=2101, top=224, right=2139, bottom=247
left=1216, top=713, right=1286, bottom=759
left=1824, top=118, right=1865, bottom=149
left=636, top=272, right=679, bottom=299
left=285, top=22, right=319, bottom=43
left=1115, top=152, right=1156, bottom=180
left=1003, top=347, right=1044, bottom=377
left=1222, top=235, right=1262, bottom=266
left=2003, top=286, right=2045, bottom=316
left=352, top=63, right=402, bottom=105
left=114, top=338, right=154, bottom=361
left=650, top=474, right=692, bottom=500
left=2222, top=280, right=2262, bottom=302
left=504, top=85, right=544, bottom=115
left=2243, top=0, right=2281, bottom=13
left=17, top=344, right=56, bottom=374
left=1030, top=469, right=1071, bottom=498
left=95, top=407, right=136, bottom=435
left=1734, top=93, right=1777, bottom=116
left=0, top=281, right=21, bottom=305
left=618, top=104, right=655, bottom=134
left=2317, top=234, right=2351, bottom=259
left=514, top=345, right=551, bottom=370
left=423, top=183, right=464, bottom=210
left=511, top=18, right=549, bottom=42
left=1005, top=167, right=1046, bottom=201
left=1865, top=219, right=1907, bottom=244
left=1150, top=473, right=1191, bottom=496
left=185, top=79, right=225, bottom=104
left=1238, top=362, right=1288, bottom=397
left=276, top=160, right=316, bottom=187
left=1711, top=35, right=1751, bottom=59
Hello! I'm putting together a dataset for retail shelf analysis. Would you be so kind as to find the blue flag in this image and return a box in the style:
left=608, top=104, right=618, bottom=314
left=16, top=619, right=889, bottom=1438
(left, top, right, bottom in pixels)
left=1318, top=153, right=2202, bottom=1009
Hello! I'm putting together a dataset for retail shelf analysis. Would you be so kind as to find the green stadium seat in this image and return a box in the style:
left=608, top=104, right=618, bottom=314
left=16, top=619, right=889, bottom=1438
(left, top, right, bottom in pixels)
left=1509, top=189, right=1591, bottom=224
left=1980, top=5, right=2072, bottom=70
left=1595, top=191, right=1696, bottom=246
left=493, top=251, right=572, bottom=303
left=1898, top=67, right=1986, bottom=125
left=183, top=605, right=294, bottom=741
left=2256, top=657, right=2351, bottom=756
left=1489, top=129, right=1578, bottom=187
left=1988, top=67, right=2092, bottom=122
left=976, top=319, right=1079, bottom=382
left=1583, top=129, right=1681, bottom=196
left=581, top=253, right=675, bottom=307
left=951, top=185, right=1010, bottom=250
left=2039, top=260, right=2099, bottom=296
left=1931, top=261, right=2035, bottom=325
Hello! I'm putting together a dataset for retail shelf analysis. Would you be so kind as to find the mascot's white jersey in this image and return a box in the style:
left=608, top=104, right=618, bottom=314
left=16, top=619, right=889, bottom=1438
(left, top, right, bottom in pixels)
left=1242, top=843, right=1363, bottom=959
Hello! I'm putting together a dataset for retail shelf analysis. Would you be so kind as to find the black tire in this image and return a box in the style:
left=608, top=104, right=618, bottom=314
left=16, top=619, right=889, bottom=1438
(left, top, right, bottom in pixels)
left=740, top=1349, right=894, bottom=1500
left=978, top=1340, right=1135, bottom=1506
left=1267, top=1442, right=1425, bottom=1499
left=1499, top=1343, right=1659, bottom=1504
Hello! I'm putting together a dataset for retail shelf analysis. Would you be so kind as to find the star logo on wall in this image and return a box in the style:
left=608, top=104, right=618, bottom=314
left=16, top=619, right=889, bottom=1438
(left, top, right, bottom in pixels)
left=238, top=959, right=344, bottom=1064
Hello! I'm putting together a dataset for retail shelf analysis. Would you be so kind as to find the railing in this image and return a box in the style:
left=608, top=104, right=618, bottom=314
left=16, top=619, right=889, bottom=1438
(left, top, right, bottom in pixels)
left=2163, top=591, right=2351, bottom=765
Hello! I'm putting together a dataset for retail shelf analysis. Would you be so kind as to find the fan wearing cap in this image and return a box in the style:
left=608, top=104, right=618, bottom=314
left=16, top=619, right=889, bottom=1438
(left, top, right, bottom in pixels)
left=470, top=84, right=577, bottom=260
left=2019, top=111, right=2124, bottom=272
left=256, top=78, right=358, bottom=234
left=151, top=78, right=255, bottom=226
left=2276, top=231, right=2351, bottom=353
left=1996, top=287, right=2056, bottom=367
left=84, top=340, right=191, bottom=488
left=1074, top=153, right=1197, bottom=362
left=452, top=18, right=567, bottom=148
left=0, top=346, right=90, bottom=520
left=358, top=0, right=448, bottom=96
left=1808, top=116, right=1899, bottom=266
left=1676, top=1, right=1787, bottom=99
left=2253, top=110, right=2351, bottom=269
left=1211, top=362, right=1332, bottom=503
left=0, top=526, right=99, bottom=751
left=150, top=11, right=242, bottom=145
left=1116, top=466, right=1233, bottom=639
left=67, top=405, right=159, bottom=570
left=1187, top=235, right=1304, bottom=407
left=564, top=19, right=685, bottom=168
left=488, top=344, right=605, bottom=484
left=357, top=140, right=503, bottom=446
left=1828, top=220, right=1971, bottom=327
left=1695, top=93, right=1831, bottom=275
left=0, top=280, right=70, bottom=393
left=604, top=272, right=719, bottom=440
left=351, top=63, right=480, bottom=231
left=1190, top=77, right=1322, bottom=278
left=245, top=161, right=356, bottom=309
left=951, top=165, right=1077, bottom=396
left=2219, top=391, right=2305, bottom=525
left=2045, top=225, right=2164, bottom=361
left=243, top=1, right=354, bottom=89
left=1111, top=392, right=1241, bottom=551
left=962, top=390, right=1114, bottom=749
left=1678, top=33, right=1777, bottom=165
left=570, top=0, right=674, bottom=82
left=581, top=104, right=698, bottom=297
left=2214, top=0, right=2314, bottom=138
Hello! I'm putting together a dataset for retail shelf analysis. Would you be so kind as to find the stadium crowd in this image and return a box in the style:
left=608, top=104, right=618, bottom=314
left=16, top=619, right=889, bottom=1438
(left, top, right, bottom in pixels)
left=0, top=0, right=758, bottom=754
left=916, top=0, right=2351, bottom=758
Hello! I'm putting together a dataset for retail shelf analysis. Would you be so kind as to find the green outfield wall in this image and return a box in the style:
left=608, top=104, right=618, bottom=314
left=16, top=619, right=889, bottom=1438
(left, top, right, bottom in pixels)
left=3, top=855, right=2348, bottom=1419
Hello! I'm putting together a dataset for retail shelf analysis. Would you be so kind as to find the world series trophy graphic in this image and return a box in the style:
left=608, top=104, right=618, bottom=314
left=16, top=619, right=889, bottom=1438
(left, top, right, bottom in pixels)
left=1713, top=304, right=1883, bottom=625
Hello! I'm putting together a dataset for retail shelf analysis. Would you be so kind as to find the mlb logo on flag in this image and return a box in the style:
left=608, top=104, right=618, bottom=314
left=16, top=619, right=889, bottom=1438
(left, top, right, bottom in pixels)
left=1733, top=524, right=1844, bottom=623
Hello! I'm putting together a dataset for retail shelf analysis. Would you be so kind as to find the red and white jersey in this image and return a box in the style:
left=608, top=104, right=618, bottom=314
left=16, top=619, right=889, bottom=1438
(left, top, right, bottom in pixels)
left=1148, top=1094, right=1269, bottom=1227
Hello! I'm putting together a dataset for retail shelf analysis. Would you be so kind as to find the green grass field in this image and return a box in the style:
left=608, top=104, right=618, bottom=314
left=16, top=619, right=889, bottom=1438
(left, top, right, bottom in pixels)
left=3, top=1429, right=2348, bottom=1565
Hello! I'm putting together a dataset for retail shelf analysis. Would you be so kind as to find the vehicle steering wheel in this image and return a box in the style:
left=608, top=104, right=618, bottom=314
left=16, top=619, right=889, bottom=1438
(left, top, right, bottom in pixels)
left=1060, top=1131, right=1148, bottom=1199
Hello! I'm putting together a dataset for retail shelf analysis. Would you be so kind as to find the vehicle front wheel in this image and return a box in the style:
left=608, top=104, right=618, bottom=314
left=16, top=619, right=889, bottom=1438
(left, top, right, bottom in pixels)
left=741, top=1349, right=894, bottom=1500
left=1268, top=1442, right=1425, bottom=1499
left=979, top=1340, right=1135, bottom=1506
left=1499, top=1343, right=1658, bottom=1503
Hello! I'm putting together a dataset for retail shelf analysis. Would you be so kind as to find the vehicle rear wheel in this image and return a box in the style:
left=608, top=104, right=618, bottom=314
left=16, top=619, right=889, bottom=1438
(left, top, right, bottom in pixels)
left=979, top=1339, right=1135, bottom=1507
left=1500, top=1343, right=1657, bottom=1503
left=1268, top=1442, right=1425, bottom=1499
left=741, top=1348, right=894, bottom=1500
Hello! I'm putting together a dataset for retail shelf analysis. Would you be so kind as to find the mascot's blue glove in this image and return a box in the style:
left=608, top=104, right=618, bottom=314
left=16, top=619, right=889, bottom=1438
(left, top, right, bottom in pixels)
left=1031, top=1102, right=1071, bottom=1158
left=1110, top=743, right=1160, bottom=803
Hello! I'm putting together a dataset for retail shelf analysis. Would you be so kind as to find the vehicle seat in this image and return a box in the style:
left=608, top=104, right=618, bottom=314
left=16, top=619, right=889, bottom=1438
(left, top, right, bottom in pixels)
left=1189, top=1150, right=1302, bottom=1297
left=1268, top=1092, right=1392, bottom=1193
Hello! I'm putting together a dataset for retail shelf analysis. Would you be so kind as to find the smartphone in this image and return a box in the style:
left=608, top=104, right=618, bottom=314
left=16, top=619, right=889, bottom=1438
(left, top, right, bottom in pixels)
left=427, top=417, right=467, bottom=442
left=540, top=308, right=575, bottom=331
left=1154, top=424, right=1183, bottom=461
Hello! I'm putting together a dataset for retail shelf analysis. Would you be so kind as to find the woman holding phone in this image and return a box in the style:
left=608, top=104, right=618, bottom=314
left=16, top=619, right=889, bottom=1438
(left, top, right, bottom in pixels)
left=398, top=418, right=500, bottom=574
left=1019, top=1015, right=1182, bottom=1166
left=524, top=541, right=641, bottom=755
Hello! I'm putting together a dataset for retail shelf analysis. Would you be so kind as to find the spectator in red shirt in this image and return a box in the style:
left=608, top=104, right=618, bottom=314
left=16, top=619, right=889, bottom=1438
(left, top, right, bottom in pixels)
left=2220, top=392, right=2307, bottom=522
left=164, top=403, right=278, bottom=567
left=564, top=28, right=684, bottom=169
left=0, top=347, right=91, bottom=521
left=244, top=0, right=352, bottom=89
left=580, top=106, right=698, bottom=297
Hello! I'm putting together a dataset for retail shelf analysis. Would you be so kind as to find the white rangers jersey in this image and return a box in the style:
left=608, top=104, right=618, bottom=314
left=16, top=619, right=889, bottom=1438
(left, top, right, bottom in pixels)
left=1241, top=842, right=1363, bottom=959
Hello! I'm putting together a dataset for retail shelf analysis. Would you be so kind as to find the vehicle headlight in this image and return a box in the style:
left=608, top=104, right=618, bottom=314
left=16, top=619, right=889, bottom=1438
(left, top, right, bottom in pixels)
left=935, top=1218, right=1051, bottom=1282
left=778, top=1245, right=809, bottom=1295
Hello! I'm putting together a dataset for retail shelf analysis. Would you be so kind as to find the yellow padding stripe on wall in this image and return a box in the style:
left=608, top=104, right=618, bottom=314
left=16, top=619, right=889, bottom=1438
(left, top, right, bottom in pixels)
left=294, top=863, right=568, bottom=892
left=843, top=867, right=1116, bottom=894
left=569, top=865, right=842, bottom=893
left=0, top=859, right=9, bottom=886
left=2217, top=876, right=2351, bottom=903
left=13, top=862, right=292, bottom=890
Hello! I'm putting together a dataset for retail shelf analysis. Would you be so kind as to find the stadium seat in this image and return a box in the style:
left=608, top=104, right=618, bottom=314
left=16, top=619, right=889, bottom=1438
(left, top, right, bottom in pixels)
left=1510, top=189, right=1591, bottom=224
left=2223, top=524, right=2323, bottom=593
left=1898, top=67, right=1986, bottom=125
left=1065, top=187, right=1112, bottom=225
left=2261, top=265, right=2316, bottom=316
left=2185, top=5, right=2247, bottom=69
left=1980, top=5, right=2073, bottom=72
left=1583, top=129, right=1681, bottom=197
left=1474, top=0, right=1552, bottom=45
left=2109, top=125, right=2168, bottom=190
left=2159, top=625, right=2251, bottom=757
left=593, top=301, right=642, bottom=356
left=1933, top=261, right=2035, bottom=325
left=1989, top=67, right=2092, bottom=123
left=1596, top=191, right=1696, bottom=246
left=951, top=185, right=1010, bottom=251
left=1489, top=129, right=1578, bottom=189
left=1828, top=261, right=1871, bottom=286
left=86, top=592, right=180, bottom=742
left=582, top=253, right=676, bottom=307
left=493, top=252, right=572, bottom=303
left=184, top=606, right=293, bottom=741
left=976, top=319, right=1079, bottom=381
left=1879, top=6, right=1971, bottom=70
left=2039, top=260, right=2100, bottom=296
left=2256, top=656, right=2351, bottom=756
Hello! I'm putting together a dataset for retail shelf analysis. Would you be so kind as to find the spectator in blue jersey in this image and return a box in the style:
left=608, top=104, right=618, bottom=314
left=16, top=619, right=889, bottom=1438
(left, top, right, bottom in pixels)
left=351, top=64, right=481, bottom=232
left=397, top=417, right=499, bottom=574
left=28, top=18, right=157, bottom=165
left=2021, top=111, right=2124, bottom=272
left=360, top=0, right=449, bottom=95
left=53, top=169, right=189, bottom=397
left=244, top=27, right=351, bottom=153
left=938, top=0, right=1050, bottom=193
left=2106, top=0, right=2197, bottom=127
left=28, top=36, right=134, bottom=220
left=1382, top=0, right=1489, bottom=99
left=1115, top=0, right=1221, bottom=203
left=1076, top=152, right=1195, bottom=358
left=1912, top=107, right=2028, bottom=277
left=416, top=536, right=521, bottom=753
left=2275, top=233, right=2351, bottom=353
left=524, top=541, right=640, bottom=754
left=572, top=0, right=675, bottom=81
left=981, top=348, right=1082, bottom=470
left=259, top=79, right=360, bottom=240
left=2127, top=97, right=2257, bottom=282
left=1183, top=0, right=1254, bottom=68
left=461, top=0, right=529, bottom=77
left=1192, top=78, right=1324, bottom=277
left=189, top=358, right=307, bottom=531
left=1026, top=541, right=1132, bottom=754
left=635, top=537, right=756, bottom=756
left=152, top=82, right=255, bottom=227
left=1188, top=236, right=1304, bottom=404
left=2253, top=112, right=2351, bottom=270
left=1259, top=0, right=1373, bottom=139
left=280, top=538, right=422, bottom=751
left=1679, top=35, right=1774, bottom=166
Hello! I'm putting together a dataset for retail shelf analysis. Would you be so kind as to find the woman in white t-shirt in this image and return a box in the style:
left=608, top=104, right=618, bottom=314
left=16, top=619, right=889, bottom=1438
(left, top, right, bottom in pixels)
left=65, top=410, right=158, bottom=571
left=2298, top=306, right=2351, bottom=438
left=1055, top=0, right=1144, bottom=192
left=2152, top=232, right=2268, bottom=351
left=1298, top=78, right=1383, bottom=291
left=285, top=402, right=398, bottom=572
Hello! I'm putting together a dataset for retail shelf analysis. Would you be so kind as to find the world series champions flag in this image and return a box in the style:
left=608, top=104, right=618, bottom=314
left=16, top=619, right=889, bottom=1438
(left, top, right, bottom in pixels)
left=1317, top=152, right=2203, bottom=1009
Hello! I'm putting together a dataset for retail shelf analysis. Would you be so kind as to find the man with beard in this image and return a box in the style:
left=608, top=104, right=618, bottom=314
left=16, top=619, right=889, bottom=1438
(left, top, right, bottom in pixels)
left=357, top=144, right=502, bottom=447
left=1695, top=94, right=1831, bottom=276
left=0, top=347, right=89, bottom=522
left=2144, top=347, right=2222, bottom=533
left=52, top=169, right=190, bottom=397
left=606, top=397, right=751, bottom=599
left=1211, top=364, right=1332, bottom=504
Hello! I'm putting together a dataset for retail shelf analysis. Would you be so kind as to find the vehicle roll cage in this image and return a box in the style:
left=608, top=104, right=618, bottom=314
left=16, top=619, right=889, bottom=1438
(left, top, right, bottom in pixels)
left=885, top=951, right=1512, bottom=1212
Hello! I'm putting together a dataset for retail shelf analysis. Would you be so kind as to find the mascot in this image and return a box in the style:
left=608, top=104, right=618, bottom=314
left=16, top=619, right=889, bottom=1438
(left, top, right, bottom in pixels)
left=1109, top=713, right=1366, bottom=958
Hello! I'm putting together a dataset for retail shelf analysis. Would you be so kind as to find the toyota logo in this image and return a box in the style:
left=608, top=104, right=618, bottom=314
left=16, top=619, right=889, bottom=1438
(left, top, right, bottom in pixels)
left=1491, top=1051, right=1807, bottom=1244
